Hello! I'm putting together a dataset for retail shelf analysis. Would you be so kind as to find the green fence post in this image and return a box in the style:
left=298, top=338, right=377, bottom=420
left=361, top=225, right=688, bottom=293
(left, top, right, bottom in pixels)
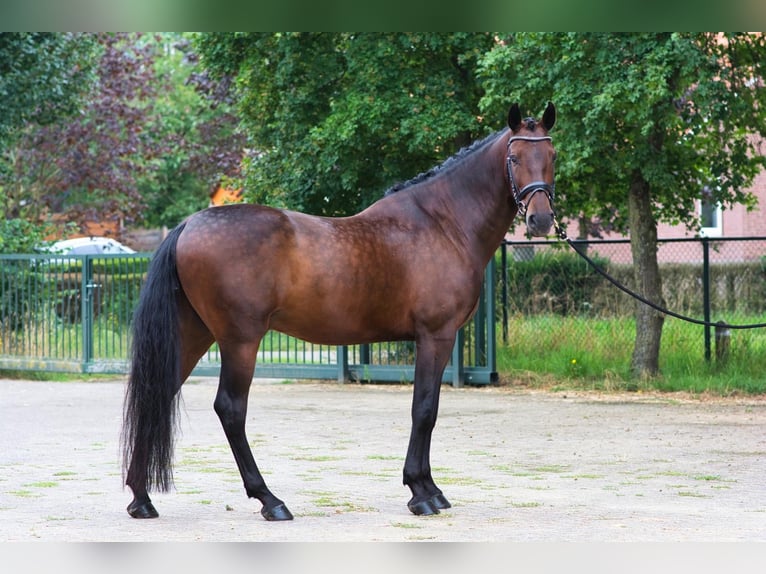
left=81, top=256, right=96, bottom=370
left=337, top=345, right=349, bottom=383
left=500, top=242, right=508, bottom=344
left=702, top=237, right=711, bottom=362
left=485, top=257, right=497, bottom=381
left=451, top=329, right=464, bottom=388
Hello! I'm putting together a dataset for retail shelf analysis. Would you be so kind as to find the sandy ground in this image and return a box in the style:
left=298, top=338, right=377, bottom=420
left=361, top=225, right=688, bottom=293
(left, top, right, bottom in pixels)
left=1, top=376, right=764, bottom=543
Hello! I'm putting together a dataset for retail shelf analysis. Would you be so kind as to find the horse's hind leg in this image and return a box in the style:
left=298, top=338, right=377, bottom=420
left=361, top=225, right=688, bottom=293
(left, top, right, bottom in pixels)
left=402, top=332, right=455, bottom=516
left=215, top=340, right=293, bottom=521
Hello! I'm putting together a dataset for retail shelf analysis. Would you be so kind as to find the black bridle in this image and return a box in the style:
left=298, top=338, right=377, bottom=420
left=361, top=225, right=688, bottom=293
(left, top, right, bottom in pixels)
left=506, top=135, right=556, bottom=217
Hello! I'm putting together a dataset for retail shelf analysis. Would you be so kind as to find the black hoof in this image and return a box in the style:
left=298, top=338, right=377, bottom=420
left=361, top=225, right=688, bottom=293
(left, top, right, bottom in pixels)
left=127, top=499, right=159, bottom=519
left=429, top=493, right=452, bottom=510
left=408, top=498, right=440, bottom=516
left=261, top=503, right=294, bottom=521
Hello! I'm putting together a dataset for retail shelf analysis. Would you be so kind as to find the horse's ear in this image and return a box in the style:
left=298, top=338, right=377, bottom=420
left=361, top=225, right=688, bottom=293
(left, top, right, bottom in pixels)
left=542, top=101, right=556, bottom=131
left=508, top=103, right=522, bottom=132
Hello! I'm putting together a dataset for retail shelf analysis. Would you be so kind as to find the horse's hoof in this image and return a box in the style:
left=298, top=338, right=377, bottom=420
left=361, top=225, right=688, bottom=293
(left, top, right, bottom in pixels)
left=261, top=503, right=294, bottom=521
left=127, top=499, right=159, bottom=519
left=408, top=498, right=440, bottom=516
left=429, top=493, right=452, bottom=510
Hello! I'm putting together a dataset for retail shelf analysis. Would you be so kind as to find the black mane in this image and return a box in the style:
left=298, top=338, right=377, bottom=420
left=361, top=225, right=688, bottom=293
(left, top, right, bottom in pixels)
left=384, top=130, right=504, bottom=196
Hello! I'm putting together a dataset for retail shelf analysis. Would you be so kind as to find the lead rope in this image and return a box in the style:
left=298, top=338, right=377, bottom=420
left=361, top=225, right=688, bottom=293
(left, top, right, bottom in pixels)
left=552, top=217, right=766, bottom=330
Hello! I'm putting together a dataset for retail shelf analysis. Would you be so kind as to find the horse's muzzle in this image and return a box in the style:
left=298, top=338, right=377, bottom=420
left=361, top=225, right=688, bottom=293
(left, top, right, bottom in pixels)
left=525, top=210, right=555, bottom=237
left=521, top=185, right=555, bottom=237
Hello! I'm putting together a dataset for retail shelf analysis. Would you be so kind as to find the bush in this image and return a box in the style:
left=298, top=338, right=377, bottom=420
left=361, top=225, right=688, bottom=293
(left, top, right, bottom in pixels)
left=500, top=248, right=766, bottom=319
left=0, top=219, right=56, bottom=254
left=500, top=249, right=608, bottom=316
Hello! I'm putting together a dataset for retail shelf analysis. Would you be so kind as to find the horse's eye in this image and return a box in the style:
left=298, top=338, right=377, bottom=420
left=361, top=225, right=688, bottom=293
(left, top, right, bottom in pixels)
left=510, top=155, right=519, bottom=165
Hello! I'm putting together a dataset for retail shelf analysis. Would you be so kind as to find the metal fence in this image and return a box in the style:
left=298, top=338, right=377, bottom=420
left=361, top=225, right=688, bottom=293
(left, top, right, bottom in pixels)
left=0, top=254, right=147, bottom=372
left=5, top=236, right=763, bottom=384
left=0, top=253, right=497, bottom=386
left=498, top=236, right=766, bottom=361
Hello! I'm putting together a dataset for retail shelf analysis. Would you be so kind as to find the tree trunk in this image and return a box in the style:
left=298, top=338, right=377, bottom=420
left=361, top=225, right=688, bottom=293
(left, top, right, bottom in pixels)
left=628, top=171, right=664, bottom=378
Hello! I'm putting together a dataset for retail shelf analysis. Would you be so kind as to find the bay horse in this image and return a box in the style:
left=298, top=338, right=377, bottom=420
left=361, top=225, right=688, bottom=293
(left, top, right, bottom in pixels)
left=122, top=102, right=557, bottom=521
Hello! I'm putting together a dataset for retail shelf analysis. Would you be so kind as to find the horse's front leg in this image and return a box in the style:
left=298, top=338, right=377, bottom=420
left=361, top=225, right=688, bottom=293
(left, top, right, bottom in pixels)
left=403, top=333, right=455, bottom=516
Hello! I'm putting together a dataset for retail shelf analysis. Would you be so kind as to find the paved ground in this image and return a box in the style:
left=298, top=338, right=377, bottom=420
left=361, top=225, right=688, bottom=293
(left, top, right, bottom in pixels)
left=1, top=376, right=764, bottom=542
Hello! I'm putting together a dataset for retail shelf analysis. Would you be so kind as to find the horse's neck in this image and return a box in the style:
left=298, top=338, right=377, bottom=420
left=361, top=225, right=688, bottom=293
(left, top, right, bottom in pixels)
left=414, top=139, right=514, bottom=265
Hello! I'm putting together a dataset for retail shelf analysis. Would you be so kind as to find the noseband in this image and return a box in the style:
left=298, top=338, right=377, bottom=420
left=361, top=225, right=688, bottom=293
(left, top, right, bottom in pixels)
left=506, top=135, right=555, bottom=216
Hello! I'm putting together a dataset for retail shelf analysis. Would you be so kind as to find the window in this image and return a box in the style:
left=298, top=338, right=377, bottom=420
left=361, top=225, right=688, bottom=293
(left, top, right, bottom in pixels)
left=699, top=198, right=722, bottom=237
left=699, top=186, right=722, bottom=237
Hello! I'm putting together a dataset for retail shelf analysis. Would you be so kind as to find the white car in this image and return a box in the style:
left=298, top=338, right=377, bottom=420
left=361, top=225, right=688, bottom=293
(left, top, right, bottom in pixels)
left=44, top=236, right=137, bottom=256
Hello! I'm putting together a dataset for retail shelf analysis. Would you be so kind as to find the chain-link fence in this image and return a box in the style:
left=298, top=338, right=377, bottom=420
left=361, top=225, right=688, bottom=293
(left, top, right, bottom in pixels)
left=497, top=237, right=766, bottom=370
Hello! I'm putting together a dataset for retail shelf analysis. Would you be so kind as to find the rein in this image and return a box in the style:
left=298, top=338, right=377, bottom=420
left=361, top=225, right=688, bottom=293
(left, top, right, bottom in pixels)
left=553, top=221, right=766, bottom=330
left=506, top=135, right=555, bottom=216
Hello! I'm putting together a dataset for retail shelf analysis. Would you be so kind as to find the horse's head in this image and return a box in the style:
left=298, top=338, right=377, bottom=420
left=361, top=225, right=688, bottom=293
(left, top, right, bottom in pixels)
left=506, top=102, right=557, bottom=237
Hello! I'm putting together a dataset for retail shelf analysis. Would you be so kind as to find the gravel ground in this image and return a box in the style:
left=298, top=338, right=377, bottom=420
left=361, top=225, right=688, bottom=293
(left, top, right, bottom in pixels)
left=1, top=376, right=764, bottom=543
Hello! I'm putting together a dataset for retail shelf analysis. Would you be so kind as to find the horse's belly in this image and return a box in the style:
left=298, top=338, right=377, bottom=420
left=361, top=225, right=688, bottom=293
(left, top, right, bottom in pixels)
left=269, top=272, right=479, bottom=346
left=269, top=298, right=413, bottom=346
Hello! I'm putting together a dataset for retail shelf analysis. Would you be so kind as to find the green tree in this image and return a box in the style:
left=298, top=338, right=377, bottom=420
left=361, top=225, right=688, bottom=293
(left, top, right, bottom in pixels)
left=195, top=32, right=496, bottom=215
left=140, top=33, right=245, bottom=229
left=0, top=33, right=98, bottom=252
left=0, top=33, right=97, bottom=145
left=2, top=33, right=166, bottom=229
left=2, top=33, right=244, bottom=235
left=479, top=33, right=766, bottom=377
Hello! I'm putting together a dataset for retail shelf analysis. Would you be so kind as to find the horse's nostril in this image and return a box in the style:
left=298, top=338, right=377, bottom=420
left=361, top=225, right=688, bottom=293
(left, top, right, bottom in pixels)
left=527, top=212, right=554, bottom=236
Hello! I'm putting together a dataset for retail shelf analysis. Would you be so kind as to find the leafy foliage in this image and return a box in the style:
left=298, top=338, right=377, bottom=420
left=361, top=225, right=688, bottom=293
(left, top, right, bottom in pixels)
left=0, top=33, right=98, bottom=143
left=2, top=33, right=168, bottom=228
left=1, top=33, right=244, bottom=232
left=0, top=219, right=61, bottom=254
left=139, top=35, right=245, bottom=228
left=502, top=250, right=608, bottom=316
left=479, top=33, right=766, bottom=233
left=195, top=32, right=496, bottom=215
left=480, top=33, right=766, bottom=377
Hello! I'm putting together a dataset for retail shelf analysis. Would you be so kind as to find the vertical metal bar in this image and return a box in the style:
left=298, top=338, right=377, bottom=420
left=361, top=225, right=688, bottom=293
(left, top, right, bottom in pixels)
left=82, top=256, right=94, bottom=369
left=337, top=345, right=348, bottom=383
left=485, top=258, right=497, bottom=378
left=96, top=258, right=103, bottom=360
left=702, top=237, right=711, bottom=362
left=67, top=262, right=75, bottom=359
left=50, top=260, right=58, bottom=358
left=21, top=260, right=27, bottom=355
left=62, top=264, right=66, bottom=358
left=359, top=344, right=370, bottom=367
left=474, top=275, right=486, bottom=365
left=501, top=242, right=508, bottom=344
left=451, top=329, right=464, bottom=388
left=1, top=261, right=5, bottom=355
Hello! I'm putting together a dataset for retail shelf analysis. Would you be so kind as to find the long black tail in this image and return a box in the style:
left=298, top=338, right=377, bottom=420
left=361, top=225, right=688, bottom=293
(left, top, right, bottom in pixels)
left=122, top=223, right=187, bottom=493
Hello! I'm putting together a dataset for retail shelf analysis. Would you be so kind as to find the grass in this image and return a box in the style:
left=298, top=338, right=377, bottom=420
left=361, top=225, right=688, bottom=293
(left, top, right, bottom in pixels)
left=391, top=521, right=423, bottom=529
left=9, top=489, right=39, bottom=498
left=289, top=455, right=343, bottom=462
left=497, top=314, right=766, bottom=395
left=511, top=501, right=543, bottom=508
left=300, top=489, right=377, bottom=514
left=0, top=369, right=123, bottom=382
left=25, top=481, right=58, bottom=488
